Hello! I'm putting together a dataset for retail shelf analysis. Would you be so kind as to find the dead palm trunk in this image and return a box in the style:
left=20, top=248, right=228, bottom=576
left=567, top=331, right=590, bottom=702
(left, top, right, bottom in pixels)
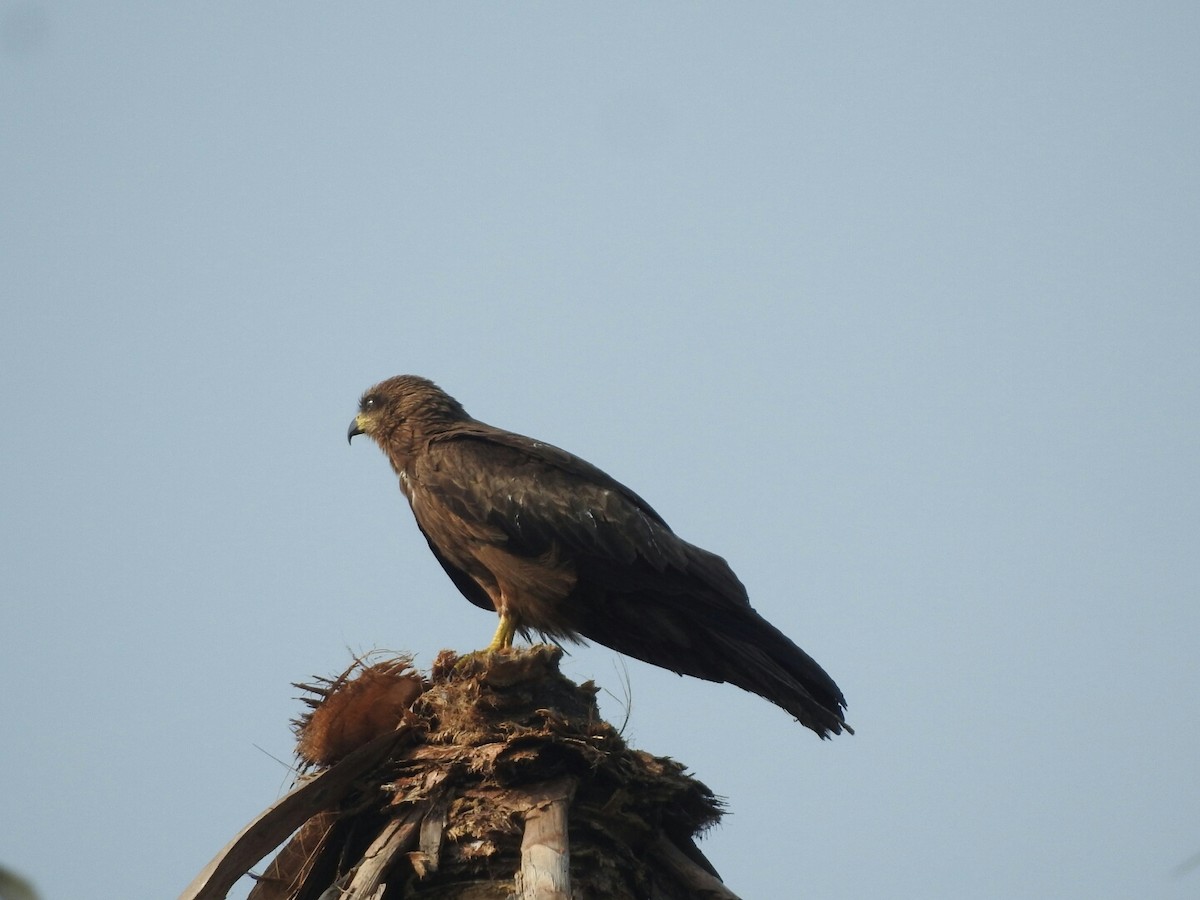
left=181, top=645, right=739, bottom=900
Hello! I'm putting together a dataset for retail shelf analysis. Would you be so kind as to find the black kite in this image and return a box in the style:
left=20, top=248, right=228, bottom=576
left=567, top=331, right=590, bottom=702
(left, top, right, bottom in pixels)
left=348, top=375, right=852, bottom=738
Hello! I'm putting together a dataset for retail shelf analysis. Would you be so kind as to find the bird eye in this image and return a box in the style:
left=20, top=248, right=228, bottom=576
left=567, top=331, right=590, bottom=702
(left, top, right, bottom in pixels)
left=361, top=395, right=379, bottom=413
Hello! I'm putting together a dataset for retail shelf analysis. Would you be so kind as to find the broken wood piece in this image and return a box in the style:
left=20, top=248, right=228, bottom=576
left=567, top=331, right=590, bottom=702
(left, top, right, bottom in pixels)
left=516, top=778, right=576, bottom=900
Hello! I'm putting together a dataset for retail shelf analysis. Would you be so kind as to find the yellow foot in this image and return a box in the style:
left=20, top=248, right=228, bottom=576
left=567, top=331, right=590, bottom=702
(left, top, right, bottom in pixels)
left=445, top=615, right=521, bottom=678
left=487, top=613, right=518, bottom=651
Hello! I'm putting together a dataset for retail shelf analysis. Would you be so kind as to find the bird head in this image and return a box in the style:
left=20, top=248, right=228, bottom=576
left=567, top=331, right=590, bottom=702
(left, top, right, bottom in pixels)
left=348, top=375, right=470, bottom=471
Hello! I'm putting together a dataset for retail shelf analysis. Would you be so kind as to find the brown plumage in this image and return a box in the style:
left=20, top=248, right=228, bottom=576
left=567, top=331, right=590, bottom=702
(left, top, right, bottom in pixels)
left=348, top=375, right=852, bottom=738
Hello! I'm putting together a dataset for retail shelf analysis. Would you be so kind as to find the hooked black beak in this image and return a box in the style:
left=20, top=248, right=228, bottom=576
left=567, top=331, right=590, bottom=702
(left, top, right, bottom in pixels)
left=348, top=417, right=365, bottom=444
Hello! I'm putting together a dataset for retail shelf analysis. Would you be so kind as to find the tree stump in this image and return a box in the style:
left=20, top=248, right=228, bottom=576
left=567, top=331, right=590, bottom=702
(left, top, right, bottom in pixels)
left=181, top=646, right=739, bottom=900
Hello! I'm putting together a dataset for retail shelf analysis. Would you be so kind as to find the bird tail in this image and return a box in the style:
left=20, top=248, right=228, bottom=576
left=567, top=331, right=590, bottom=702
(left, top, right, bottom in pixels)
left=709, top=613, right=853, bottom=738
left=576, top=588, right=852, bottom=738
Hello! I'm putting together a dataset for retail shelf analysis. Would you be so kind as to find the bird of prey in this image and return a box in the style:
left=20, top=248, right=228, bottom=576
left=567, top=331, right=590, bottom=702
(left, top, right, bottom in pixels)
left=348, top=375, right=852, bottom=738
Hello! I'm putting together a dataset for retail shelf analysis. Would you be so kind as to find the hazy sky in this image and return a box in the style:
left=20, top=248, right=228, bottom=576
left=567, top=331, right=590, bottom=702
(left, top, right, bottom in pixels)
left=3, top=3, right=1198, bottom=898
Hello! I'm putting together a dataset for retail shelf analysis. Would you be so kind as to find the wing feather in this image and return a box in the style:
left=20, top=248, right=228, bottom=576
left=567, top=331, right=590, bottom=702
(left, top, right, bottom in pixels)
left=419, top=428, right=698, bottom=576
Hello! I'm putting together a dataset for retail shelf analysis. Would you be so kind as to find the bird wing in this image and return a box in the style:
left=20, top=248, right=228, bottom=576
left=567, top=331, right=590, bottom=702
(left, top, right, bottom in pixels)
left=413, top=425, right=751, bottom=626
left=418, top=426, right=698, bottom=572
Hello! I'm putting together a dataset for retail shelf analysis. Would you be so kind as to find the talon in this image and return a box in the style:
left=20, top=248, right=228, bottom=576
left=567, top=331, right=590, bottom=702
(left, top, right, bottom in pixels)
left=487, top=613, right=517, bottom=651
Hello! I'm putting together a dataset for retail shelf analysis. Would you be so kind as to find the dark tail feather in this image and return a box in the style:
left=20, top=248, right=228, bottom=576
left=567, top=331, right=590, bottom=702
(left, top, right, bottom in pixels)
left=711, top=616, right=853, bottom=738
left=578, top=592, right=852, bottom=739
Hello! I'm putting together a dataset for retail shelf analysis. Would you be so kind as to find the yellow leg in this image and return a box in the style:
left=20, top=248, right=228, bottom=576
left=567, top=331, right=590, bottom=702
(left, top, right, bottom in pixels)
left=487, top=613, right=517, bottom=651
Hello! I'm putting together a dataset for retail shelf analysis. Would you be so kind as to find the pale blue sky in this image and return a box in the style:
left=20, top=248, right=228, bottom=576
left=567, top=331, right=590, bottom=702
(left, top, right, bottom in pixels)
left=3, top=3, right=1198, bottom=898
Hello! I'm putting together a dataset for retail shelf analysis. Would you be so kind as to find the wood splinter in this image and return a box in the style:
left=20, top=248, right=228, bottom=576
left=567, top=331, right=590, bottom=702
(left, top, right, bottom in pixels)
left=516, top=779, right=576, bottom=900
